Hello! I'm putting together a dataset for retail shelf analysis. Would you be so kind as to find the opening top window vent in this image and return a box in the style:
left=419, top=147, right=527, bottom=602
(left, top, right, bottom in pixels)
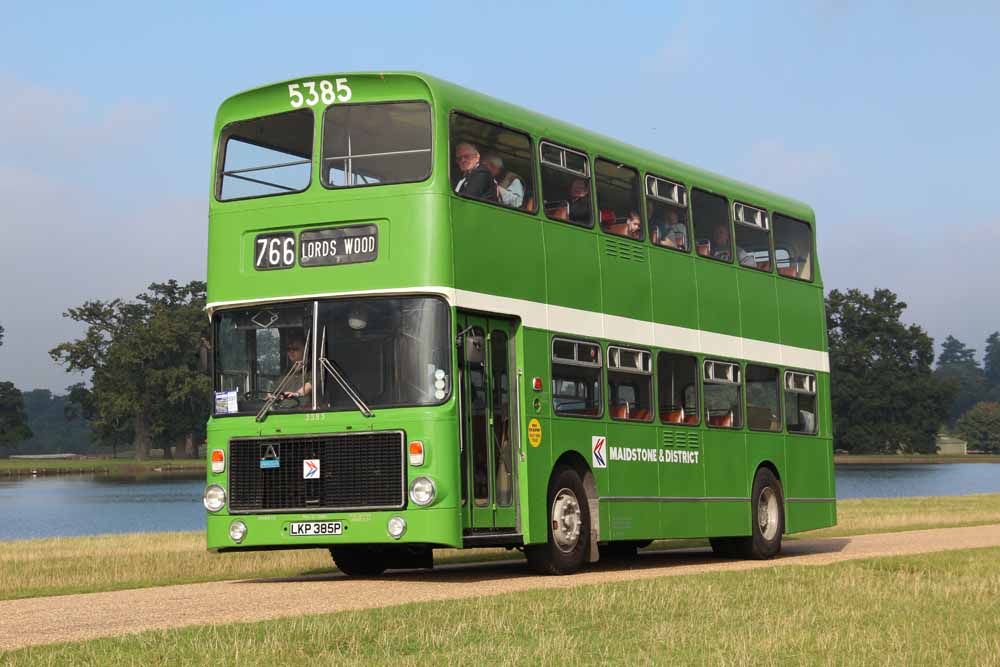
left=646, top=175, right=687, bottom=207
left=734, top=202, right=769, bottom=230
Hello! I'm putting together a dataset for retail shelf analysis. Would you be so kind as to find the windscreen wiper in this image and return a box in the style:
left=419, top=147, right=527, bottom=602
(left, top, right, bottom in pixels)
left=255, top=331, right=310, bottom=423
left=318, top=326, right=374, bottom=418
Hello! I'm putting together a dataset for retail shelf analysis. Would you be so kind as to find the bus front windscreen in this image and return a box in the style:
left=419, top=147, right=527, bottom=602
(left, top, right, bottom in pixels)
left=213, top=296, right=451, bottom=416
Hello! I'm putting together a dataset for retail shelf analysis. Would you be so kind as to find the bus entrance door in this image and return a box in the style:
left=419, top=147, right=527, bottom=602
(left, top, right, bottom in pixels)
left=457, top=313, right=518, bottom=532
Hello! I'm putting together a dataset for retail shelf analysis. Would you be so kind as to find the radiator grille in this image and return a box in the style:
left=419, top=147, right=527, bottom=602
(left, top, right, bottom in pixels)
left=228, top=431, right=405, bottom=513
left=603, top=237, right=647, bottom=263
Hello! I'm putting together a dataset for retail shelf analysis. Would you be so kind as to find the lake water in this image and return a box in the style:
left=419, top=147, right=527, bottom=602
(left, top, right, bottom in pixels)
left=1, top=464, right=999, bottom=541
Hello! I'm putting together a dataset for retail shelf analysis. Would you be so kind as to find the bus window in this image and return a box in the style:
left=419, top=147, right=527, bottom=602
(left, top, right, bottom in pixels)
left=322, top=101, right=431, bottom=189
left=658, top=352, right=699, bottom=425
left=691, top=189, right=732, bottom=263
left=746, top=365, right=781, bottom=431
left=540, top=142, right=593, bottom=227
left=595, top=159, right=642, bottom=240
left=551, top=338, right=602, bottom=417
left=703, top=360, right=742, bottom=428
left=450, top=114, right=535, bottom=212
left=773, top=213, right=814, bottom=281
left=217, top=109, right=313, bottom=201
left=646, top=175, right=690, bottom=252
left=784, top=371, right=818, bottom=434
left=733, top=202, right=773, bottom=272
left=607, top=346, right=652, bottom=421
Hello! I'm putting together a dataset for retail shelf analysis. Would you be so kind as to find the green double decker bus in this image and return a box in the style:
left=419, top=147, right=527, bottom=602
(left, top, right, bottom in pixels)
left=203, top=72, right=834, bottom=575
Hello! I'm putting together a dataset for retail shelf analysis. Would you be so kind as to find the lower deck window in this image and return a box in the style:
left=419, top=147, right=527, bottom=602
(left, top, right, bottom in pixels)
left=607, top=346, right=652, bottom=421
left=704, top=360, right=742, bottom=428
left=552, top=338, right=602, bottom=417
left=785, top=371, right=818, bottom=434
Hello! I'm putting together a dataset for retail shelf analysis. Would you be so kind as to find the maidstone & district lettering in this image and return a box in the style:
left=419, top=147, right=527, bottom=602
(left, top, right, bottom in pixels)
left=608, top=446, right=699, bottom=465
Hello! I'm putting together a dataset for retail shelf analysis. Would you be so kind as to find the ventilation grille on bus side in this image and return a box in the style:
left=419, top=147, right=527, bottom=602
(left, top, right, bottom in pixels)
left=603, top=238, right=647, bottom=263
left=662, top=430, right=700, bottom=449
left=228, top=431, right=405, bottom=513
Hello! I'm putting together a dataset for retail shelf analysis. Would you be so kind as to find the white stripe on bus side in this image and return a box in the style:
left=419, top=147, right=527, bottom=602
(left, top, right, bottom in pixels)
left=207, top=286, right=830, bottom=373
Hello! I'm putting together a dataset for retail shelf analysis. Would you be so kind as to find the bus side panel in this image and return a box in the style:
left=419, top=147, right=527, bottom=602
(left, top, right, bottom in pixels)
left=649, top=250, right=699, bottom=331
left=599, top=236, right=651, bottom=324
left=703, top=430, right=751, bottom=536
left=737, top=270, right=780, bottom=345
left=747, top=431, right=786, bottom=503
left=659, top=425, right=707, bottom=538
left=606, top=422, right=660, bottom=541
left=543, top=224, right=602, bottom=315
left=776, top=280, right=826, bottom=352
left=694, top=261, right=740, bottom=341
left=521, top=327, right=553, bottom=546
left=451, top=199, right=546, bottom=304
left=785, top=434, right=834, bottom=533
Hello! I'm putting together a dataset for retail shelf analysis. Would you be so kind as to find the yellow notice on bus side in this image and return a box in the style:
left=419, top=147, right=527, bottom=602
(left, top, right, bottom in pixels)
left=528, top=419, right=542, bottom=447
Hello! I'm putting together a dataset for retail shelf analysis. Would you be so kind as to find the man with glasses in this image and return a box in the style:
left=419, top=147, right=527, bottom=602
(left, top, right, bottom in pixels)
left=453, top=142, right=497, bottom=202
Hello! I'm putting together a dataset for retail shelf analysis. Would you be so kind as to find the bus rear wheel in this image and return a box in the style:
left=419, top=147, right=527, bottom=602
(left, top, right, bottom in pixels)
left=526, top=466, right=591, bottom=575
left=709, top=467, right=784, bottom=560
left=330, top=546, right=387, bottom=577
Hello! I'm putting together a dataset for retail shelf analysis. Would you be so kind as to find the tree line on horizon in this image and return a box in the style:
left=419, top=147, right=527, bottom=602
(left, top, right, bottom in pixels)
left=1, top=283, right=998, bottom=458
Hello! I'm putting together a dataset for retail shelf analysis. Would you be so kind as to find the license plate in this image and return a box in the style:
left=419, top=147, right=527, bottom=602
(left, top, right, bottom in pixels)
left=289, top=521, right=343, bottom=536
left=299, top=224, right=378, bottom=267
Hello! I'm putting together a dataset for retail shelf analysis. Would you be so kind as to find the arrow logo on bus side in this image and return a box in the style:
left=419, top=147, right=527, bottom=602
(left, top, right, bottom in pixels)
left=303, top=459, right=320, bottom=479
left=592, top=436, right=607, bottom=469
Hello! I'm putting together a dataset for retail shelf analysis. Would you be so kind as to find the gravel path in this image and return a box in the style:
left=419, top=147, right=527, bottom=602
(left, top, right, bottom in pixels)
left=3, top=524, right=1000, bottom=651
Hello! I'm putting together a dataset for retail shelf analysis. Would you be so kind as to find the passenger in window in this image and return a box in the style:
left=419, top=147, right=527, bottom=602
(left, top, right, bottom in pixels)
left=649, top=204, right=688, bottom=250
left=625, top=210, right=642, bottom=240
left=454, top=142, right=497, bottom=202
left=482, top=153, right=525, bottom=209
left=706, top=225, right=754, bottom=265
left=273, top=331, right=312, bottom=401
left=568, top=178, right=592, bottom=224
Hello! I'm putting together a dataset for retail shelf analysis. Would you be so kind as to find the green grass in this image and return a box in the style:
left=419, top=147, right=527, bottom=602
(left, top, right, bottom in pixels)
left=5, top=547, right=1000, bottom=665
left=3, top=493, right=999, bottom=603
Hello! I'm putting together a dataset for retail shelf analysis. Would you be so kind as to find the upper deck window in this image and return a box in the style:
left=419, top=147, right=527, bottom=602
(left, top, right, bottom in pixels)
left=450, top=113, right=535, bottom=212
left=773, top=213, right=815, bottom=281
left=322, top=101, right=431, bottom=189
left=691, top=189, right=732, bottom=263
left=217, top=109, right=313, bottom=202
left=646, top=175, right=690, bottom=252
left=595, top=159, right=643, bottom=241
left=540, top=142, right=593, bottom=227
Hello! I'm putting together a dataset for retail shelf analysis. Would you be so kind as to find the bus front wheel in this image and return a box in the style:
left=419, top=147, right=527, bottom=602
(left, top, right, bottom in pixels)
left=526, top=466, right=591, bottom=575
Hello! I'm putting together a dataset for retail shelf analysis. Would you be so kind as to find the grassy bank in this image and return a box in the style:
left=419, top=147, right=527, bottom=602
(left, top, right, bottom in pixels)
left=835, top=453, right=1000, bottom=464
left=6, top=546, right=1000, bottom=665
left=3, top=493, right=1000, bottom=602
left=0, top=458, right=204, bottom=476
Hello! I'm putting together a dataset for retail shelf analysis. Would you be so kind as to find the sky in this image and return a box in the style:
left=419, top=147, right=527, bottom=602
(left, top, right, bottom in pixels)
left=1, top=1, right=998, bottom=392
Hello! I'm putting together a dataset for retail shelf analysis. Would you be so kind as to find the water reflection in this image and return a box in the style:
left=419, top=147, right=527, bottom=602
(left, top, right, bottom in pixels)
left=2, top=464, right=999, bottom=541
left=0, top=473, right=205, bottom=541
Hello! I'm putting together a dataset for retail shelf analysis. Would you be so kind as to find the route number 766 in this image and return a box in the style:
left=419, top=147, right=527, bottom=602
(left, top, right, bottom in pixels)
left=288, top=78, right=351, bottom=108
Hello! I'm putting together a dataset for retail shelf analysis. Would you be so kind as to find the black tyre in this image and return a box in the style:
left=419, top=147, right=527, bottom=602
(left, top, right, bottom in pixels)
left=747, top=467, right=784, bottom=559
left=330, top=546, right=387, bottom=577
left=708, top=468, right=784, bottom=560
left=526, top=466, right=591, bottom=575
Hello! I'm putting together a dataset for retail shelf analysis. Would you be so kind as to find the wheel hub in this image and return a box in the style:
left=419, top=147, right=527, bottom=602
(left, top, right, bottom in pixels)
left=551, top=487, right=582, bottom=553
left=758, top=487, right=779, bottom=541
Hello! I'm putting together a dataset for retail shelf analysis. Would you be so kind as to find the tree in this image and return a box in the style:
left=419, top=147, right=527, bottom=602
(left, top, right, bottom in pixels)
left=0, top=382, right=33, bottom=448
left=984, top=332, right=1000, bottom=389
left=956, top=402, right=1000, bottom=454
left=934, top=335, right=986, bottom=425
left=18, top=389, right=92, bottom=455
left=0, top=323, right=33, bottom=450
left=826, top=288, right=954, bottom=454
left=938, top=335, right=977, bottom=367
left=49, top=280, right=210, bottom=460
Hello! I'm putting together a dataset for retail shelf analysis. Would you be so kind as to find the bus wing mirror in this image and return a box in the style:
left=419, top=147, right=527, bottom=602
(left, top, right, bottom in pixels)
left=464, top=335, right=484, bottom=364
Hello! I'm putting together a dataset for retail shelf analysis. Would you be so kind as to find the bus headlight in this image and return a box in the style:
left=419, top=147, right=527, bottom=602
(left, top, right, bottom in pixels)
left=387, top=516, right=407, bottom=539
left=203, top=485, right=226, bottom=512
left=409, top=477, right=436, bottom=506
left=229, top=520, right=247, bottom=543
